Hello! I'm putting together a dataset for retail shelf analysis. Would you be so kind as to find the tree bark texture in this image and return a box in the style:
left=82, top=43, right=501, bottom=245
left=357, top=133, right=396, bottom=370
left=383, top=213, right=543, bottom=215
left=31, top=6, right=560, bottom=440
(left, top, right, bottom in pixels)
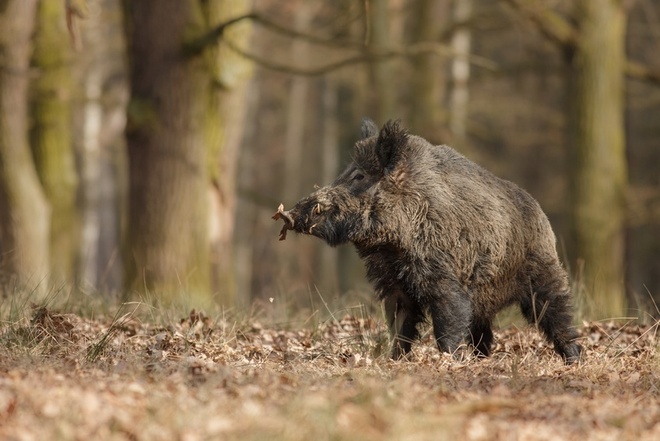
left=449, top=0, right=473, bottom=141
left=280, top=3, right=313, bottom=294
left=31, top=0, right=79, bottom=287
left=204, top=0, right=253, bottom=306
left=76, top=0, right=127, bottom=294
left=569, top=0, right=628, bottom=319
left=124, top=0, right=215, bottom=306
left=0, top=0, right=51, bottom=294
left=408, top=0, right=450, bottom=144
left=367, top=0, right=395, bottom=122
left=316, top=77, right=340, bottom=295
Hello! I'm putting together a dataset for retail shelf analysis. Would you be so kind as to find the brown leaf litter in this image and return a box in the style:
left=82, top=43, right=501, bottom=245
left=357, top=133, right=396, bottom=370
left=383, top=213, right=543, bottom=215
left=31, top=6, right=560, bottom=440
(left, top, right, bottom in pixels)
left=0, top=306, right=658, bottom=440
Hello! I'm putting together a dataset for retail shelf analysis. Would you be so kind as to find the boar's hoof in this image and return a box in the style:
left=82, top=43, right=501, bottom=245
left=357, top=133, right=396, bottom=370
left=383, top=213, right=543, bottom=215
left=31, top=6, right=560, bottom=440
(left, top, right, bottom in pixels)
left=272, top=203, right=295, bottom=241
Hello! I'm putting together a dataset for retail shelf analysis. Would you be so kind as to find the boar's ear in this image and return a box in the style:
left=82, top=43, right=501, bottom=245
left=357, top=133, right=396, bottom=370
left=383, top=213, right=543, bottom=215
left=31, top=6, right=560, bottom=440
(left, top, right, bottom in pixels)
left=376, top=120, right=408, bottom=171
left=360, top=118, right=379, bottom=139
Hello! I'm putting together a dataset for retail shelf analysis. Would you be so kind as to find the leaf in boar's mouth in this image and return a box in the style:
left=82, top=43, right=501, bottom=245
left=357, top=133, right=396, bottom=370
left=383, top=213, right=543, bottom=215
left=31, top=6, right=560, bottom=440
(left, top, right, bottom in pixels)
left=272, top=203, right=295, bottom=241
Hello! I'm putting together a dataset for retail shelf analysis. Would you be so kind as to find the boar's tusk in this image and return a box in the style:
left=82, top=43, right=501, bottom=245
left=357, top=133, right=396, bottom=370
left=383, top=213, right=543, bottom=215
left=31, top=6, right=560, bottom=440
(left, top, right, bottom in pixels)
left=309, top=223, right=317, bottom=234
left=314, top=203, right=321, bottom=215
left=272, top=203, right=295, bottom=241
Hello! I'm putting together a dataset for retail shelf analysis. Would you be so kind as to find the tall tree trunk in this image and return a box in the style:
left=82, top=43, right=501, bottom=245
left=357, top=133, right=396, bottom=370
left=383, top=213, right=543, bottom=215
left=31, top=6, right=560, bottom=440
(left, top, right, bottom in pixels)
left=31, top=0, right=78, bottom=287
left=124, top=1, right=216, bottom=307
left=205, top=0, right=253, bottom=307
left=283, top=6, right=311, bottom=207
left=367, top=0, right=395, bottom=122
left=78, top=66, right=104, bottom=290
left=76, top=0, right=127, bottom=294
left=569, top=1, right=628, bottom=319
left=0, top=0, right=51, bottom=295
left=317, top=77, right=340, bottom=295
left=234, top=84, right=261, bottom=310
left=449, top=0, right=473, bottom=142
left=409, top=0, right=450, bottom=143
left=281, top=3, right=313, bottom=295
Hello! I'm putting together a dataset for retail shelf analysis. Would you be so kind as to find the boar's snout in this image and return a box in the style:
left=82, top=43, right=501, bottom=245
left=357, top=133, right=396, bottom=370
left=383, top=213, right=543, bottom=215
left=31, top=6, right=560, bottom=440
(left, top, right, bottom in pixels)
left=272, top=195, right=332, bottom=241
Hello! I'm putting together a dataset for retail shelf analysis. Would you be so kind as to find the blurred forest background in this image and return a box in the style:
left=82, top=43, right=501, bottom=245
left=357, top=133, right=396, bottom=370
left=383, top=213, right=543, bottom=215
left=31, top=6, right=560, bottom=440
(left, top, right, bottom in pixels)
left=0, top=0, right=659, bottom=320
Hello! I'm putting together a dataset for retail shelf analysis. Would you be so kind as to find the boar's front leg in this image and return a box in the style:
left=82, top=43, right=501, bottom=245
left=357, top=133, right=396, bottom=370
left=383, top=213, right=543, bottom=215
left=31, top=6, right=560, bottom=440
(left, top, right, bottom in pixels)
left=469, top=318, right=494, bottom=357
left=383, top=290, right=424, bottom=360
left=428, top=280, right=472, bottom=356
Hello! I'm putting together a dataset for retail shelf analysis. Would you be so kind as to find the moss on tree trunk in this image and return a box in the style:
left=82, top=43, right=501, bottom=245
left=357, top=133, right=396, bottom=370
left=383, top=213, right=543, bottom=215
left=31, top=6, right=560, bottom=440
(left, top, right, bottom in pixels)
left=31, top=0, right=79, bottom=287
left=0, top=0, right=51, bottom=295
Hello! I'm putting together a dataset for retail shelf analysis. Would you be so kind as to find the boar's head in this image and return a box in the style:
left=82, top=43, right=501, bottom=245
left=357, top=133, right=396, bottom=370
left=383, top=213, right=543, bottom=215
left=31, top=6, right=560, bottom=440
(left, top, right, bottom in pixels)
left=275, top=119, right=412, bottom=247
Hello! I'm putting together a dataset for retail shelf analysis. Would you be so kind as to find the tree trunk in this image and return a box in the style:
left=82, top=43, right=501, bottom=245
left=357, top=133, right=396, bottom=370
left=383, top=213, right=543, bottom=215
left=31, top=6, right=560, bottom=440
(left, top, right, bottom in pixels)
left=367, top=0, right=395, bottom=122
left=568, top=1, right=628, bottom=319
left=0, top=0, right=51, bottom=295
left=449, top=0, right=473, bottom=142
left=76, top=0, right=127, bottom=294
left=124, top=0, right=216, bottom=307
left=317, top=77, right=340, bottom=295
left=281, top=3, right=313, bottom=296
left=31, top=0, right=79, bottom=287
left=204, top=0, right=253, bottom=307
left=234, top=84, right=261, bottom=310
left=283, top=7, right=311, bottom=205
left=409, top=0, right=450, bottom=143
left=78, top=63, right=104, bottom=291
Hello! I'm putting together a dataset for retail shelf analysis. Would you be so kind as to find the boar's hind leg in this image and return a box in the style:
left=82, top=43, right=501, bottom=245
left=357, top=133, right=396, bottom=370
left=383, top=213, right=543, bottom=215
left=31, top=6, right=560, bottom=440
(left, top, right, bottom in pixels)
left=520, top=277, right=582, bottom=364
left=469, top=319, right=493, bottom=357
left=384, top=293, right=424, bottom=359
left=429, top=282, right=472, bottom=356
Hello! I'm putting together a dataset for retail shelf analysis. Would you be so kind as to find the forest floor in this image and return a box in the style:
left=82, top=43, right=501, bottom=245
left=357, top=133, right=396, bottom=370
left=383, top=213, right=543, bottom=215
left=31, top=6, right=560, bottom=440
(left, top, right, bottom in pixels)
left=0, top=301, right=658, bottom=441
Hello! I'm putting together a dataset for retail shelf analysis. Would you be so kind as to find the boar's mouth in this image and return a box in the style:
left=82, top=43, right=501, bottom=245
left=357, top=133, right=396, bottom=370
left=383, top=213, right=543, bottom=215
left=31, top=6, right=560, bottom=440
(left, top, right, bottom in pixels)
left=273, top=201, right=326, bottom=241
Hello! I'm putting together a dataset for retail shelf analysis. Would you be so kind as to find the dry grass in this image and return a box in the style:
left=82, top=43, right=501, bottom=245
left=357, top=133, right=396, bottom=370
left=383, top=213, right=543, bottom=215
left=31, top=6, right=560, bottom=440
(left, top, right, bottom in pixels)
left=0, top=300, right=658, bottom=441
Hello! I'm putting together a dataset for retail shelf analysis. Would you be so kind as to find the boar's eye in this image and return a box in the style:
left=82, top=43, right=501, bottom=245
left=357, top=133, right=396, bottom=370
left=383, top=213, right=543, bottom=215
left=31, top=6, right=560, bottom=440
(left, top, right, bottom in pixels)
left=353, top=173, right=365, bottom=181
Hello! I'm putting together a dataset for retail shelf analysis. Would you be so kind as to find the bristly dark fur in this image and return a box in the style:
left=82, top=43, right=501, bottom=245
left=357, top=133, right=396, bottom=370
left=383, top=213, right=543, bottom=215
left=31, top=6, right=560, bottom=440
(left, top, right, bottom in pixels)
left=281, top=119, right=582, bottom=364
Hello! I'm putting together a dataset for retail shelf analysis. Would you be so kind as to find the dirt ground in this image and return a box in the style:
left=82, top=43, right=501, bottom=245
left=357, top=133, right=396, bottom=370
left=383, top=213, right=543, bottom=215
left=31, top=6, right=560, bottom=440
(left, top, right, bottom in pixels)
left=0, top=305, right=658, bottom=441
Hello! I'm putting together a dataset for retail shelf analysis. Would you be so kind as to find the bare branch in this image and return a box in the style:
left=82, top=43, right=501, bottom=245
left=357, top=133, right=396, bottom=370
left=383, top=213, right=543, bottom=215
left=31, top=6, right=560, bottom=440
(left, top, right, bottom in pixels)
left=502, top=0, right=577, bottom=48
left=252, top=12, right=365, bottom=49
left=223, top=38, right=498, bottom=77
left=184, top=13, right=256, bottom=56
left=505, top=0, right=660, bottom=87
left=189, top=11, right=497, bottom=76
left=187, top=12, right=365, bottom=57
left=626, top=60, right=660, bottom=86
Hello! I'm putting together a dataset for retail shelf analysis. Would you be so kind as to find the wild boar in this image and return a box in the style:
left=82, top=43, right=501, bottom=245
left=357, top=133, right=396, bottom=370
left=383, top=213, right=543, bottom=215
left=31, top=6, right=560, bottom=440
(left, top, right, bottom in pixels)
left=274, top=119, right=582, bottom=364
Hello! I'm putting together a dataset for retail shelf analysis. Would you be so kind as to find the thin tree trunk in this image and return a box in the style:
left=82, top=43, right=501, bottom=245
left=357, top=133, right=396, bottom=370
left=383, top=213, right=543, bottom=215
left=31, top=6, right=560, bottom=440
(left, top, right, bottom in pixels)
left=317, top=77, right=340, bottom=295
left=234, top=84, right=261, bottom=310
left=281, top=4, right=313, bottom=293
left=409, top=0, right=450, bottom=143
left=31, top=0, right=78, bottom=287
left=449, top=0, right=473, bottom=141
left=284, top=7, right=312, bottom=205
left=205, top=0, right=253, bottom=307
left=569, top=1, right=628, bottom=319
left=79, top=69, right=103, bottom=289
left=76, top=0, right=127, bottom=294
left=367, top=0, right=395, bottom=122
left=0, top=0, right=51, bottom=295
